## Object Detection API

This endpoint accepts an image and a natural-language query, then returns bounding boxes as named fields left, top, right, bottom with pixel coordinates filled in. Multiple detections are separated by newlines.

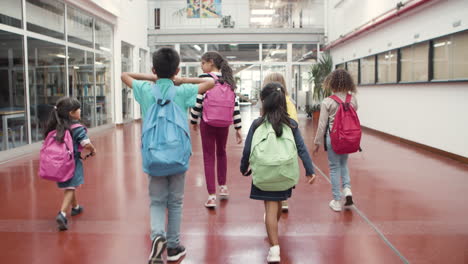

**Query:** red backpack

left=329, top=94, right=361, bottom=154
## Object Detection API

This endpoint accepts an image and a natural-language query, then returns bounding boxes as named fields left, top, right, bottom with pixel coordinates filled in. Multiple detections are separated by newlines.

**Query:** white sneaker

left=219, top=185, right=229, bottom=199
left=204, top=195, right=216, bottom=208
left=329, top=200, right=342, bottom=212
left=281, top=200, right=289, bottom=211
left=267, top=245, right=280, bottom=263
left=343, top=187, right=354, bottom=207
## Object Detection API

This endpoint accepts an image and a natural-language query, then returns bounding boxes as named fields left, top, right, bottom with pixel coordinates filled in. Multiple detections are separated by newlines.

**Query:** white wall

left=326, top=0, right=468, bottom=157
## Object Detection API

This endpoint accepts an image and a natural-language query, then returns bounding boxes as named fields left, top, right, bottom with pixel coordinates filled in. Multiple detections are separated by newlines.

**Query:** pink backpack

left=202, top=73, right=235, bottom=127
left=38, top=124, right=85, bottom=182
left=329, top=94, right=362, bottom=154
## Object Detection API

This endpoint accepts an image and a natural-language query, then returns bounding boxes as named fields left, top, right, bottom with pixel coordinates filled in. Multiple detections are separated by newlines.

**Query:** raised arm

left=173, top=77, right=215, bottom=94
left=121, top=72, right=157, bottom=88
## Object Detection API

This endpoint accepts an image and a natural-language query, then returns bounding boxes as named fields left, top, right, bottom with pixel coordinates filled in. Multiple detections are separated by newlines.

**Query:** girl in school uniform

left=43, top=97, right=96, bottom=231
left=240, top=82, right=316, bottom=263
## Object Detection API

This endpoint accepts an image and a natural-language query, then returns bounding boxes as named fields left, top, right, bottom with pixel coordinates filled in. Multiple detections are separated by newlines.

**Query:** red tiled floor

left=0, top=107, right=467, bottom=263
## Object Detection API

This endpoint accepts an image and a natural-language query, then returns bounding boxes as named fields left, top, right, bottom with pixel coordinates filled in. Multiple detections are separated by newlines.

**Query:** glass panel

left=0, top=30, right=26, bottom=151
left=293, top=44, right=317, bottom=62
left=95, top=53, right=112, bottom=125
left=208, top=44, right=259, bottom=62
left=249, top=0, right=324, bottom=29
left=377, top=51, right=397, bottom=83
left=451, top=31, right=468, bottom=79
left=68, top=47, right=94, bottom=127
left=121, top=42, right=133, bottom=121
left=26, top=0, right=65, bottom=40
left=262, top=44, right=287, bottom=62
left=346, top=60, right=359, bottom=85
left=0, top=0, right=22, bottom=28
left=336, top=63, right=345, bottom=69
left=360, top=56, right=375, bottom=84
left=181, top=44, right=204, bottom=62
left=149, top=44, right=175, bottom=54
left=95, top=20, right=112, bottom=53
left=181, top=65, right=203, bottom=78
left=28, top=37, right=66, bottom=143
left=292, top=65, right=313, bottom=109
left=67, top=6, right=94, bottom=48
left=233, top=64, right=261, bottom=101
left=400, top=42, right=428, bottom=82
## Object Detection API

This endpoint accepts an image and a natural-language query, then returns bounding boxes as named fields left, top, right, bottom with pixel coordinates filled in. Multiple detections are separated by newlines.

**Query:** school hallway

left=0, top=106, right=467, bottom=264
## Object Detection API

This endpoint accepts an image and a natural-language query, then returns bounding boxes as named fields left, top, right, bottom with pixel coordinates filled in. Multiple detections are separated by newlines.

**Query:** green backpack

left=249, top=121, right=299, bottom=191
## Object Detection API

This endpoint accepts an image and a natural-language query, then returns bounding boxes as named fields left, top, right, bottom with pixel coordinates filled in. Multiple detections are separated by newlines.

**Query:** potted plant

left=308, top=53, right=333, bottom=121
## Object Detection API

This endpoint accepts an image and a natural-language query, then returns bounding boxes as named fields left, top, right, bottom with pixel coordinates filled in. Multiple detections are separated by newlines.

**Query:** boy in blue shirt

left=121, top=47, right=214, bottom=264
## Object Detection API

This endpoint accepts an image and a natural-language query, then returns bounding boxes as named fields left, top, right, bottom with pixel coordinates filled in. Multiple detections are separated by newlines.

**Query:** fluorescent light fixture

left=56, top=54, right=68, bottom=58
left=99, top=46, right=111, bottom=52
left=73, top=66, right=80, bottom=69
left=193, top=44, right=202, bottom=51
left=250, top=17, right=273, bottom=23
left=251, top=9, right=275, bottom=15
left=95, top=61, right=103, bottom=65
left=226, top=56, right=236, bottom=59
left=230, top=44, right=238, bottom=46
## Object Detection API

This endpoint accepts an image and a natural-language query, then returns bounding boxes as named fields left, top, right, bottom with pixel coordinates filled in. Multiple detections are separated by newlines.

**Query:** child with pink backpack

left=313, top=69, right=361, bottom=212
left=190, top=51, right=243, bottom=208
left=40, top=97, right=96, bottom=231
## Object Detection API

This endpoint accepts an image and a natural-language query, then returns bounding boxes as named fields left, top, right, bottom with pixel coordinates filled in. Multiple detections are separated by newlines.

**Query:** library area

left=0, top=0, right=113, bottom=151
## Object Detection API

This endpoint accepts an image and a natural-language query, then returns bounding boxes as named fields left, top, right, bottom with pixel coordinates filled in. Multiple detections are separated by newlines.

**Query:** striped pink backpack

left=38, top=124, right=85, bottom=182
left=202, top=73, right=235, bottom=127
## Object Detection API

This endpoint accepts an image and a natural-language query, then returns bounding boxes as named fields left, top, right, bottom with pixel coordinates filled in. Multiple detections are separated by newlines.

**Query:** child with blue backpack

left=190, top=51, right=243, bottom=208
left=121, top=47, right=215, bottom=264
left=41, top=97, right=96, bottom=231
left=240, top=82, right=316, bottom=263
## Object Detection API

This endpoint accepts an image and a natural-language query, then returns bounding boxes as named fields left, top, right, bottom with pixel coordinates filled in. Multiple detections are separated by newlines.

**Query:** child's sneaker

left=204, top=195, right=216, bottom=208
left=281, top=200, right=289, bottom=211
left=343, top=187, right=354, bottom=207
left=266, top=245, right=280, bottom=263
left=329, top=200, right=342, bottom=212
left=219, top=185, right=229, bottom=199
left=167, top=245, right=186, bottom=262
left=148, top=236, right=166, bottom=264
left=71, top=205, right=84, bottom=216
left=56, top=212, right=68, bottom=231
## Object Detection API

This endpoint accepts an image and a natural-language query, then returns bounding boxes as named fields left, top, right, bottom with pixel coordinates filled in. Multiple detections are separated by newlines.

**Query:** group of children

left=41, top=46, right=359, bottom=264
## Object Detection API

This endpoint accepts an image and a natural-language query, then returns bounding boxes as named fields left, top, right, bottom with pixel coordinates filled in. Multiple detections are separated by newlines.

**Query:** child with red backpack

left=40, top=97, right=96, bottom=231
left=313, top=69, right=361, bottom=212
left=190, top=51, right=243, bottom=208
left=241, top=82, right=316, bottom=263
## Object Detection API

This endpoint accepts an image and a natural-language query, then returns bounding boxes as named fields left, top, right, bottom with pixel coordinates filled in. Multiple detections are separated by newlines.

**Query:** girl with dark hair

left=190, top=51, right=243, bottom=208
left=44, top=97, right=96, bottom=231
left=313, top=69, right=358, bottom=212
left=240, top=82, right=316, bottom=263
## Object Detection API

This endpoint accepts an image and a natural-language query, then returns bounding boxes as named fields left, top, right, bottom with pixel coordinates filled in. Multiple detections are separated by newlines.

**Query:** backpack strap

left=330, top=94, right=352, bottom=111
left=152, top=84, right=177, bottom=106
left=329, top=95, right=343, bottom=104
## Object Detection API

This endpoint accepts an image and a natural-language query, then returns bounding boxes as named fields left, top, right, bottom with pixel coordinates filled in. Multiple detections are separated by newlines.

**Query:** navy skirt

left=249, top=182, right=292, bottom=201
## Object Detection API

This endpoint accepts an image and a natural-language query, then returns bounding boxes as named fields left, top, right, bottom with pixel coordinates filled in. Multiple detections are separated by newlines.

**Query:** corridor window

left=336, top=63, right=345, bottom=69
left=377, top=50, right=397, bottom=83
left=346, top=60, right=359, bottom=85
left=433, top=31, right=468, bottom=80
left=26, top=0, right=65, bottom=39
left=208, top=44, right=259, bottom=62
left=181, top=44, right=204, bottom=62
left=400, top=42, right=429, bottom=82
left=360, top=56, right=375, bottom=84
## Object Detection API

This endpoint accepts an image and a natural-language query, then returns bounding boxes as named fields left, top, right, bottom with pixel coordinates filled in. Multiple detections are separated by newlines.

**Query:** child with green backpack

left=240, top=82, right=316, bottom=263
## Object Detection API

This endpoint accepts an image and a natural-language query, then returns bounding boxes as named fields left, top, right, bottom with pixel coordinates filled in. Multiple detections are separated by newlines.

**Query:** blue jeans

left=326, top=134, right=351, bottom=201
left=148, top=173, right=185, bottom=248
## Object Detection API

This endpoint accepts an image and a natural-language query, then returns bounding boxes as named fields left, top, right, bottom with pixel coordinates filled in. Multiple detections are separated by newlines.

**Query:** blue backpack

left=141, top=84, right=191, bottom=176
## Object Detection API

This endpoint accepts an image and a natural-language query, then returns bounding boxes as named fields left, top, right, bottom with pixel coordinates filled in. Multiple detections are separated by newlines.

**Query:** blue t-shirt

left=133, top=79, right=199, bottom=118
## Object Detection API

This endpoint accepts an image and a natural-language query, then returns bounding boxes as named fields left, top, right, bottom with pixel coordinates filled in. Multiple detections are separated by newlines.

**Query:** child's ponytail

left=260, top=82, right=292, bottom=137
left=201, top=51, right=237, bottom=90
left=43, top=97, right=81, bottom=142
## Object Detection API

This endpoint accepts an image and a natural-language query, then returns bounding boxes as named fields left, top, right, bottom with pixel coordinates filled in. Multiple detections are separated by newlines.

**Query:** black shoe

left=56, top=212, right=68, bottom=231
left=71, top=205, right=84, bottom=216
left=167, top=245, right=186, bottom=262
left=148, top=236, right=167, bottom=264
